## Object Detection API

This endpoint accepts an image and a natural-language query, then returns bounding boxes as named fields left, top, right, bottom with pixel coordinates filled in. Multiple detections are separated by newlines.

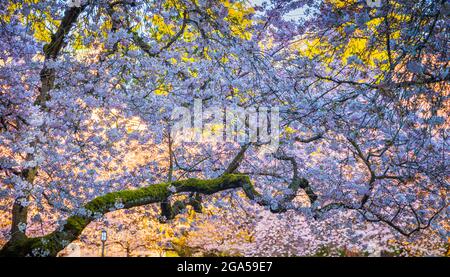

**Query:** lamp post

left=101, top=229, right=107, bottom=257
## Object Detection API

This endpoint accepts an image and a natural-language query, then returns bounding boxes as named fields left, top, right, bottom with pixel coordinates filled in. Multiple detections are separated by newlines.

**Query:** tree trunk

left=9, top=199, right=29, bottom=242
left=6, top=4, right=86, bottom=246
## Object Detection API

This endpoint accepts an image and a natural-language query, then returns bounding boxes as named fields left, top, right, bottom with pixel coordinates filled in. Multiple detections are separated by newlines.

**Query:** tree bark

left=10, top=199, right=29, bottom=242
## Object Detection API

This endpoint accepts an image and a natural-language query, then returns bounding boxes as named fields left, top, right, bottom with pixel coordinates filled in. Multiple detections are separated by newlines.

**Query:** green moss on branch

left=0, top=174, right=256, bottom=257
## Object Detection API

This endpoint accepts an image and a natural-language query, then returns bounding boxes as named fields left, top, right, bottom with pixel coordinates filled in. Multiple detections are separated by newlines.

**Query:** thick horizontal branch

left=0, top=174, right=257, bottom=257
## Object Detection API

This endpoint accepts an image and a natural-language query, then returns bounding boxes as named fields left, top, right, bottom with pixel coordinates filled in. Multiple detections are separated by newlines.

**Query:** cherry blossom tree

left=0, top=0, right=448, bottom=257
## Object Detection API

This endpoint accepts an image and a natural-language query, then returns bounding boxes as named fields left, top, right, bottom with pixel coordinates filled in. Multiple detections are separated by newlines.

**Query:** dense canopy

left=0, top=0, right=448, bottom=256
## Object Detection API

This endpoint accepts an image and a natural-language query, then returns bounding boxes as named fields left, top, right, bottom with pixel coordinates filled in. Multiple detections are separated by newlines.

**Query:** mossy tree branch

left=0, top=174, right=259, bottom=257
left=160, top=142, right=251, bottom=221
